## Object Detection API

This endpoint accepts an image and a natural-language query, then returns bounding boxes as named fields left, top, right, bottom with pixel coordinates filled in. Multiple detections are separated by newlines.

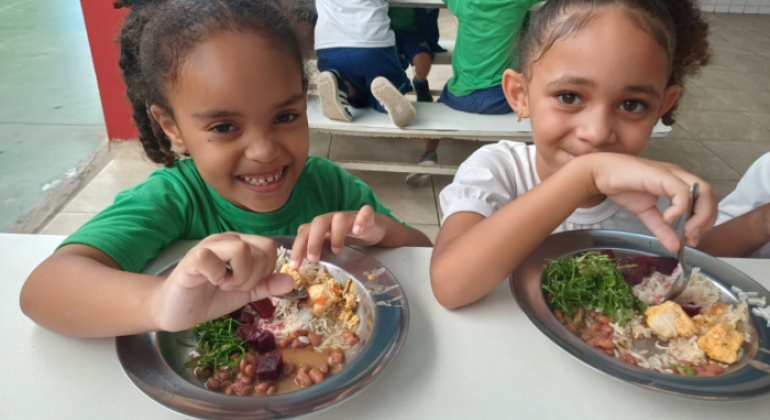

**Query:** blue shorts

left=438, top=84, right=513, bottom=115
left=317, top=47, right=412, bottom=113
left=394, top=30, right=434, bottom=66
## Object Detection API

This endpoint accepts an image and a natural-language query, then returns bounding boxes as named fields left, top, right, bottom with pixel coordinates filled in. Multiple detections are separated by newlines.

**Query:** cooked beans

left=298, top=364, right=311, bottom=374
left=292, top=338, right=310, bottom=348
left=553, top=309, right=564, bottom=322
left=245, top=353, right=258, bottom=366
left=590, top=322, right=602, bottom=332
left=586, top=337, right=599, bottom=347
left=206, top=378, right=221, bottom=391
left=216, top=368, right=232, bottom=381
left=597, top=315, right=614, bottom=324
left=589, top=311, right=598, bottom=320
left=345, top=336, right=359, bottom=346
left=294, top=329, right=309, bottom=337
left=239, top=358, right=248, bottom=372
left=296, top=372, right=313, bottom=388
left=282, top=362, right=297, bottom=376
left=601, top=325, right=614, bottom=335
left=280, top=337, right=295, bottom=348
left=256, top=382, right=271, bottom=394
left=309, top=368, right=325, bottom=384
left=319, top=362, right=330, bottom=375
left=341, top=330, right=355, bottom=339
left=308, top=332, right=322, bottom=347
left=240, top=385, right=255, bottom=396
left=267, top=385, right=277, bottom=395
left=230, top=352, right=242, bottom=361
left=599, top=338, right=615, bottom=350
left=240, top=375, right=254, bottom=385
left=330, top=348, right=345, bottom=364
left=244, top=364, right=256, bottom=378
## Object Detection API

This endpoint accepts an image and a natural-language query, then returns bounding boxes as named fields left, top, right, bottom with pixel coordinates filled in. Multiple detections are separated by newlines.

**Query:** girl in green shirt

left=20, top=0, right=430, bottom=337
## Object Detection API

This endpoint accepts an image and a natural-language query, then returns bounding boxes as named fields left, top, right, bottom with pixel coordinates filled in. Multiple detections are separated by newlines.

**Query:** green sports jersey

left=445, top=0, right=539, bottom=97
left=388, top=7, right=418, bottom=31
left=60, top=157, right=400, bottom=273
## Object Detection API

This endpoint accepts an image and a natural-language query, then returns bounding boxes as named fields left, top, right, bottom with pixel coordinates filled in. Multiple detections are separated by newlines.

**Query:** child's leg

left=438, top=84, right=513, bottom=115
left=317, top=48, right=367, bottom=122
left=396, top=30, right=435, bottom=103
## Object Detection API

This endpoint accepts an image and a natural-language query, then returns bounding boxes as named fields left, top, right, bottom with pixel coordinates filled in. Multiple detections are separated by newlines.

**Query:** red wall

left=80, top=0, right=137, bottom=140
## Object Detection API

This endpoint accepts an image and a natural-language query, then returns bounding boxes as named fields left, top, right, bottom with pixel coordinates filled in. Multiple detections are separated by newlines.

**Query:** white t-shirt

left=314, top=0, right=395, bottom=50
left=716, top=152, right=770, bottom=259
left=440, top=141, right=669, bottom=236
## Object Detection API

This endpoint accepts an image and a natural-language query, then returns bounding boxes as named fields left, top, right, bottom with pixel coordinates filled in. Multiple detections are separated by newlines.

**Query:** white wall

left=697, top=0, right=770, bottom=14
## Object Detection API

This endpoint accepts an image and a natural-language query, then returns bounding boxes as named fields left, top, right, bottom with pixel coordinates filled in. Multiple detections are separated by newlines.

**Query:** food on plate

left=186, top=248, right=363, bottom=396
left=542, top=251, right=753, bottom=377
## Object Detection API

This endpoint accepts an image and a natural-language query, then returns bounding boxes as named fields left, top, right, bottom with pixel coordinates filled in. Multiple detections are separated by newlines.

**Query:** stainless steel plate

left=117, top=236, right=409, bottom=419
left=511, top=229, right=770, bottom=400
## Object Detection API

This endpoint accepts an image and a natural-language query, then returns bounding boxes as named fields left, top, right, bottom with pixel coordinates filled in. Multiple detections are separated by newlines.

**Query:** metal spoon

left=662, top=183, right=699, bottom=302
left=224, top=264, right=308, bottom=300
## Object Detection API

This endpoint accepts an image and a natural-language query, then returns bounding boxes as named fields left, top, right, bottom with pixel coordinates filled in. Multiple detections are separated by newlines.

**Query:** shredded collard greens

left=542, top=251, right=646, bottom=326
left=185, top=317, right=247, bottom=370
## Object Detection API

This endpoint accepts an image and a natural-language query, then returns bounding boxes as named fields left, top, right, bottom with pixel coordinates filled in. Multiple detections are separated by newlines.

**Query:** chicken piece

left=307, top=283, right=338, bottom=317
left=280, top=263, right=307, bottom=289
left=645, top=301, right=698, bottom=339
left=697, top=323, right=743, bottom=364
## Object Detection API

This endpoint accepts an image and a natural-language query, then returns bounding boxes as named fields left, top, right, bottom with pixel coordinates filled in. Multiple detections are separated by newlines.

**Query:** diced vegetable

left=249, top=298, right=276, bottom=319
left=257, top=354, right=283, bottom=382
left=255, top=330, right=276, bottom=354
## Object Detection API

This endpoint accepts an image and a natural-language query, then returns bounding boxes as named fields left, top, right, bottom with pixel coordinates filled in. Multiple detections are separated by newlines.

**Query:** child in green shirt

left=20, top=0, right=430, bottom=337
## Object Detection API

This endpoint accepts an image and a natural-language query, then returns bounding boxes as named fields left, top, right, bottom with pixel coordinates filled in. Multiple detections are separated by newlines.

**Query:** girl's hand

left=150, top=233, right=294, bottom=332
left=290, top=205, right=386, bottom=267
left=585, top=153, right=718, bottom=252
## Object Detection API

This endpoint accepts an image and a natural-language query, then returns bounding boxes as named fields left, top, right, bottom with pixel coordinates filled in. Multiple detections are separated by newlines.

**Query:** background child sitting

left=314, top=0, right=417, bottom=128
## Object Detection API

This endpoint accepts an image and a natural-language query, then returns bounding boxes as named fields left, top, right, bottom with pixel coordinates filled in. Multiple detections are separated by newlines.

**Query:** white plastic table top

left=3, top=233, right=770, bottom=419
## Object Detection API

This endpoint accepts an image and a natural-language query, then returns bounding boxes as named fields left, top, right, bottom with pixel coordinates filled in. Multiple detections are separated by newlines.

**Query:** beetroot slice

left=256, top=330, right=276, bottom=354
left=649, top=257, right=678, bottom=275
left=257, top=354, right=283, bottom=382
left=249, top=298, right=276, bottom=319
left=618, top=257, right=652, bottom=286
left=235, top=324, right=261, bottom=342
left=239, top=311, right=255, bottom=325
left=680, top=302, right=702, bottom=317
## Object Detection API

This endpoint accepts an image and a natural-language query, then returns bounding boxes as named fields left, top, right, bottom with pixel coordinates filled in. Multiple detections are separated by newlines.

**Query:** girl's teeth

left=241, top=168, right=283, bottom=186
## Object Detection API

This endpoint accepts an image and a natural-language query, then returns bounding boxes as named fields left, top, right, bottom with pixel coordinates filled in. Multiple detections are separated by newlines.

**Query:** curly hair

left=113, top=0, right=307, bottom=166
left=519, top=0, right=711, bottom=125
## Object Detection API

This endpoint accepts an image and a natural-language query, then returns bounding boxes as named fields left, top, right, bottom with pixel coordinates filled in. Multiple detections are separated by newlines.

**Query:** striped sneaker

left=317, top=70, right=352, bottom=122
left=371, top=76, right=417, bottom=128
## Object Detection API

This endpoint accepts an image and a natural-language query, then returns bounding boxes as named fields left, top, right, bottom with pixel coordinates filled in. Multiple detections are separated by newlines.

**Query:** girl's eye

left=557, top=93, right=582, bottom=106
left=275, top=113, right=299, bottom=124
left=210, top=124, right=237, bottom=133
left=619, top=100, right=648, bottom=113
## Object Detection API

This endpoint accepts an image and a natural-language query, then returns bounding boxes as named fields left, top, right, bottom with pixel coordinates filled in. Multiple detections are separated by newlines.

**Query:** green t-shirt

left=445, top=0, right=539, bottom=97
left=60, top=157, right=400, bottom=273
left=388, top=7, right=418, bottom=31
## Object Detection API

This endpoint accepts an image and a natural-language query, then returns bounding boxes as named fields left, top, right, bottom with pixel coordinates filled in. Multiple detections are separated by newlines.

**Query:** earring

left=515, top=108, right=522, bottom=123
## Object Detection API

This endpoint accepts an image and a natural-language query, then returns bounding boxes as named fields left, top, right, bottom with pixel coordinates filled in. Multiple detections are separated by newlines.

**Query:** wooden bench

left=307, top=95, right=672, bottom=175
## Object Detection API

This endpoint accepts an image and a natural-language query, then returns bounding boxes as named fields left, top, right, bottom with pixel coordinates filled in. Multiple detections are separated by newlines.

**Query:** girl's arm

left=431, top=154, right=716, bottom=309
left=20, top=244, right=160, bottom=337
left=20, top=233, right=294, bottom=337
left=698, top=204, right=770, bottom=258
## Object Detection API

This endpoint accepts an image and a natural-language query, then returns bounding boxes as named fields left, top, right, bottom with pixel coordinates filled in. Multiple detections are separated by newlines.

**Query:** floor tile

left=691, top=69, right=767, bottom=90
left=715, top=52, right=770, bottom=73
left=736, top=71, right=770, bottom=89
left=0, top=123, right=106, bottom=231
left=716, top=28, right=770, bottom=47
left=330, top=135, right=489, bottom=166
left=704, top=87, right=770, bottom=112
left=678, top=86, right=733, bottom=111
left=744, top=112, right=770, bottom=130
left=39, top=212, right=94, bottom=235
left=640, top=139, right=741, bottom=181
left=701, top=141, right=770, bottom=174
left=309, top=132, right=332, bottom=159
left=432, top=175, right=454, bottom=223
left=61, top=159, right=162, bottom=214
left=114, top=139, right=150, bottom=161
left=348, top=171, right=439, bottom=225
left=675, top=110, right=770, bottom=141
left=667, top=122, right=694, bottom=139
left=710, top=181, right=738, bottom=201
left=412, top=224, right=439, bottom=245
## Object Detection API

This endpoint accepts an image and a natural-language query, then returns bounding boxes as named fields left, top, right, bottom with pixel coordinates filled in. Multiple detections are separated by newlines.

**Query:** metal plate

left=511, top=230, right=770, bottom=400
left=116, top=236, right=408, bottom=419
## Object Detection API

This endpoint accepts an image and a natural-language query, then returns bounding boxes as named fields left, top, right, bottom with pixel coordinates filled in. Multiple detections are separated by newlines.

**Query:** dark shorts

left=394, top=29, right=434, bottom=65
left=317, top=47, right=412, bottom=113
left=438, top=84, right=513, bottom=115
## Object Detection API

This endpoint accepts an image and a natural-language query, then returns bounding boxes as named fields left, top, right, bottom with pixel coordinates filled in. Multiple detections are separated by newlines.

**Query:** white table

left=3, top=233, right=770, bottom=419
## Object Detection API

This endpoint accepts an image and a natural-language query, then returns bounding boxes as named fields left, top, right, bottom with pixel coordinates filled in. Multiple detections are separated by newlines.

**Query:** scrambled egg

left=307, top=283, right=339, bottom=317
left=645, top=301, right=698, bottom=339
left=697, top=323, right=744, bottom=364
left=280, top=263, right=308, bottom=289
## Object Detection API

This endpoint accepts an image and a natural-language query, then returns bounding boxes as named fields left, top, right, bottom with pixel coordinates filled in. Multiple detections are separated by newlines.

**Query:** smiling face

left=152, top=29, right=309, bottom=213
left=504, top=7, right=681, bottom=181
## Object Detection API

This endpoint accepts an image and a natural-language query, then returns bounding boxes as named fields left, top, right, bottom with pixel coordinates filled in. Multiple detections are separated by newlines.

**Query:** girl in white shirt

left=431, top=0, right=718, bottom=309
left=699, top=153, right=770, bottom=258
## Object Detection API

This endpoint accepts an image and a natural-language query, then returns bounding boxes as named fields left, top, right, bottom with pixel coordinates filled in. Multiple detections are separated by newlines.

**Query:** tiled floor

left=0, top=0, right=106, bottom=231
left=40, top=11, right=770, bottom=245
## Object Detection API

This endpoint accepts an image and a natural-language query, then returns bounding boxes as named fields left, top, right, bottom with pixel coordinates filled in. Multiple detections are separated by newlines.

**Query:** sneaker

left=406, top=151, right=438, bottom=187
left=413, top=77, right=433, bottom=103
left=317, top=70, right=352, bottom=122
left=371, top=76, right=417, bottom=128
